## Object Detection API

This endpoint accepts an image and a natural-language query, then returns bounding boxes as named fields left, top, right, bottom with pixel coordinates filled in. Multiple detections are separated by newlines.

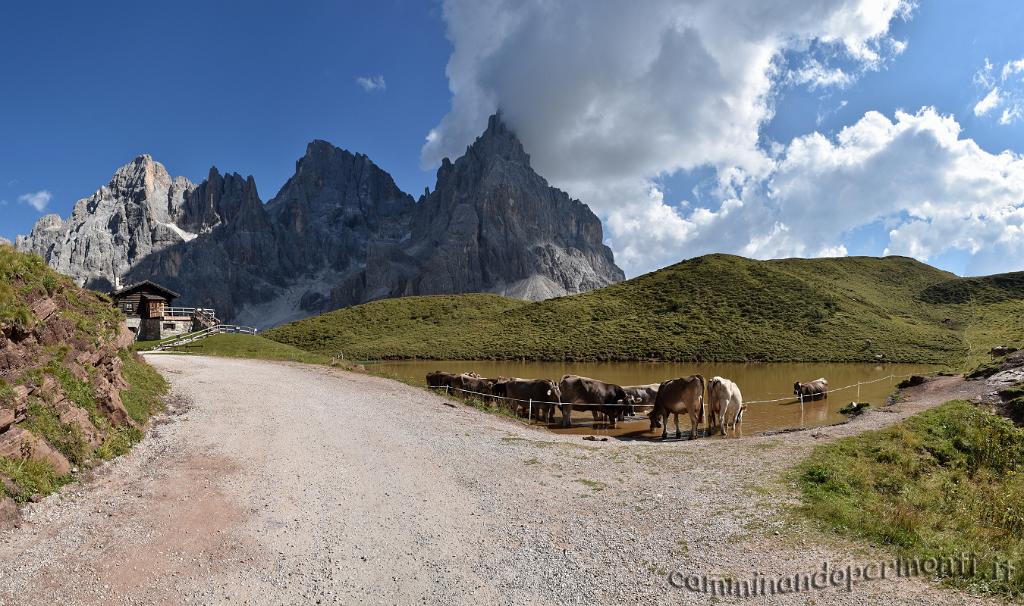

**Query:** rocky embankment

left=0, top=245, right=162, bottom=529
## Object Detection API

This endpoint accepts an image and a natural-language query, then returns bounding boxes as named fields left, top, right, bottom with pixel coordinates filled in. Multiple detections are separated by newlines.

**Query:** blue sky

left=0, top=1, right=451, bottom=240
left=2, top=1, right=1023, bottom=278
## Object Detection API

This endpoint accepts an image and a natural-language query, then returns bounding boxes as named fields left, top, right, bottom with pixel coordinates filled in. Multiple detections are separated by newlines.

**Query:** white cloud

left=973, top=87, right=1002, bottom=116
left=788, top=59, right=854, bottom=90
left=973, top=57, right=1024, bottom=125
left=355, top=75, right=386, bottom=92
left=568, top=106, right=1024, bottom=276
left=749, top=107, right=1024, bottom=274
left=1000, top=105, right=1023, bottom=126
left=1001, top=59, right=1024, bottom=81
left=425, top=0, right=913, bottom=275
left=17, top=190, right=52, bottom=212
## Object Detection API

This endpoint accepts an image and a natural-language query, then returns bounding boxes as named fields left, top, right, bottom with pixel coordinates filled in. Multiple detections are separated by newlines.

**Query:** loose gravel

left=0, top=356, right=1002, bottom=605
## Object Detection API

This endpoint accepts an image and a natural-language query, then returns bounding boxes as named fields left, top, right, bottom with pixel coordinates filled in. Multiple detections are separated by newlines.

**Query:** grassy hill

left=151, top=333, right=331, bottom=365
left=264, top=254, right=1024, bottom=367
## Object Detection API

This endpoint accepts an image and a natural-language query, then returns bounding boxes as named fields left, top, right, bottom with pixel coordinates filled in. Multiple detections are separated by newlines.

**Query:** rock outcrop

left=1, top=245, right=150, bottom=523
left=19, top=115, right=624, bottom=326
left=127, top=168, right=291, bottom=322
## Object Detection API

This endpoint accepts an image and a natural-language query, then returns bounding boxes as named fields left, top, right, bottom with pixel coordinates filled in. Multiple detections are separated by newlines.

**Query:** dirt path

left=0, top=356, right=999, bottom=605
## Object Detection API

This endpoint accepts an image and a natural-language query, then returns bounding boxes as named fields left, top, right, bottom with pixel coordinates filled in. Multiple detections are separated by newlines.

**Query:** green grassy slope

left=795, top=400, right=1024, bottom=598
left=264, top=254, right=1021, bottom=366
left=160, top=333, right=331, bottom=365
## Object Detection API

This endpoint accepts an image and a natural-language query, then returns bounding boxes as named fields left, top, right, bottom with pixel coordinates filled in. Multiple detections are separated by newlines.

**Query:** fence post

left=445, top=386, right=450, bottom=397
left=799, top=392, right=804, bottom=427
left=528, top=398, right=533, bottom=421
left=857, top=381, right=861, bottom=403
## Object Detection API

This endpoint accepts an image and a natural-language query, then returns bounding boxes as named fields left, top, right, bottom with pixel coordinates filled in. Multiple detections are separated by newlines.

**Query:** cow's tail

left=696, top=374, right=706, bottom=423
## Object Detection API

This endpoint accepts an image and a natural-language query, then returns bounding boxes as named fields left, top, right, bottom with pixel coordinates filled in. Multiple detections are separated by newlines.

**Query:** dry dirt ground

left=0, top=355, right=1003, bottom=605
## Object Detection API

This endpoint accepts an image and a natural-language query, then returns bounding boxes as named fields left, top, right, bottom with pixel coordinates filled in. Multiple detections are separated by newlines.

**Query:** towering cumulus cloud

left=422, top=0, right=1024, bottom=276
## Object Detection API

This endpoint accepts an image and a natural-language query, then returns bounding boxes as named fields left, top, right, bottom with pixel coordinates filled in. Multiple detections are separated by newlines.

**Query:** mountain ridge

left=17, top=115, right=624, bottom=327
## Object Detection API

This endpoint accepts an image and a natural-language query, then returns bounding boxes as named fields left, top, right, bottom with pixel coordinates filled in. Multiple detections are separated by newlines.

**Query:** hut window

left=124, top=303, right=133, bottom=312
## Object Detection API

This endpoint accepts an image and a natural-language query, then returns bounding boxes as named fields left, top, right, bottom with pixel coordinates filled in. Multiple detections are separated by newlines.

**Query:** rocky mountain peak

left=106, top=154, right=175, bottom=202
left=15, top=155, right=200, bottom=289
left=467, top=112, right=531, bottom=167
left=411, top=113, right=624, bottom=301
left=177, top=167, right=263, bottom=233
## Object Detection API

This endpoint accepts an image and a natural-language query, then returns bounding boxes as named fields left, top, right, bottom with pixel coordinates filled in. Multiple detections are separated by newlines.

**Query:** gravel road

left=0, top=356, right=1001, bottom=605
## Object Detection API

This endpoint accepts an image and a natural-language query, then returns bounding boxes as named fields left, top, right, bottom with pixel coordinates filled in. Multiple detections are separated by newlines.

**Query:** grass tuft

left=22, top=399, right=89, bottom=466
left=0, top=458, right=69, bottom=503
left=119, top=351, right=169, bottom=425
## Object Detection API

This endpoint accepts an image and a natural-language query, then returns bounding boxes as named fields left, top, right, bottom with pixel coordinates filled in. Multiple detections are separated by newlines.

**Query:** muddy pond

left=368, top=360, right=939, bottom=438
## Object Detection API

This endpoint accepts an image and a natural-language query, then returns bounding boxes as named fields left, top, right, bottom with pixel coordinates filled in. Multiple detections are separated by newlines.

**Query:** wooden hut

left=110, top=281, right=210, bottom=341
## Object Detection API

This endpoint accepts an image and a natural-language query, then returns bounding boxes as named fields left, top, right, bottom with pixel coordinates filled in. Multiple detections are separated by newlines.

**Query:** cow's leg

left=560, top=403, right=572, bottom=427
left=673, top=413, right=682, bottom=439
left=608, top=408, right=617, bottom=429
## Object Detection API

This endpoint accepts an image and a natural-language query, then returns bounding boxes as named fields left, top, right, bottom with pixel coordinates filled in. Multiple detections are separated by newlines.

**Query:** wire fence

left=427, top=373, right=914, bottom=409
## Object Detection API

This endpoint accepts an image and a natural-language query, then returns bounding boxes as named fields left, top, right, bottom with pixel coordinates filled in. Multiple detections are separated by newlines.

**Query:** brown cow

left=453, top=373, right=495, bottom=398
left=793, top=378, right=828, bottom=401
left=622, top=383, right=660, bottom=417
left=493, top=378, right=560, bottom=422
left=649, top=375, right=705, bottom=440
left=426, top=370, right=458, bottom=389
left=557, top=375, right=628, bottom=428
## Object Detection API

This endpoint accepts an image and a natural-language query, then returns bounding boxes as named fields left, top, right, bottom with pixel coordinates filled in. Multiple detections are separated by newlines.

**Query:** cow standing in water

left=650, top=375, right=705, bottom=440
left=707, top=376, right=745, bottom=435
left=622, top=383, right=660, bottom=417
left=793, top=378, right=829, bottom=401
left=557, top=375, right=628, bottom=428
left=493, top=378, right=560, bottom=422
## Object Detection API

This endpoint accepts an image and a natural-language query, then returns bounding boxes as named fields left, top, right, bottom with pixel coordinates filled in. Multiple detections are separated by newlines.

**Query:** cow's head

left=649, top=409, right=662, bottom=430
left=793, top=382, right=802, bottom=396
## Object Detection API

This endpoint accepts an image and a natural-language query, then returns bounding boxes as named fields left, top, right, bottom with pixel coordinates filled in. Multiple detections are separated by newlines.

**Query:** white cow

left=707, top=376, right=745, bottom=435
